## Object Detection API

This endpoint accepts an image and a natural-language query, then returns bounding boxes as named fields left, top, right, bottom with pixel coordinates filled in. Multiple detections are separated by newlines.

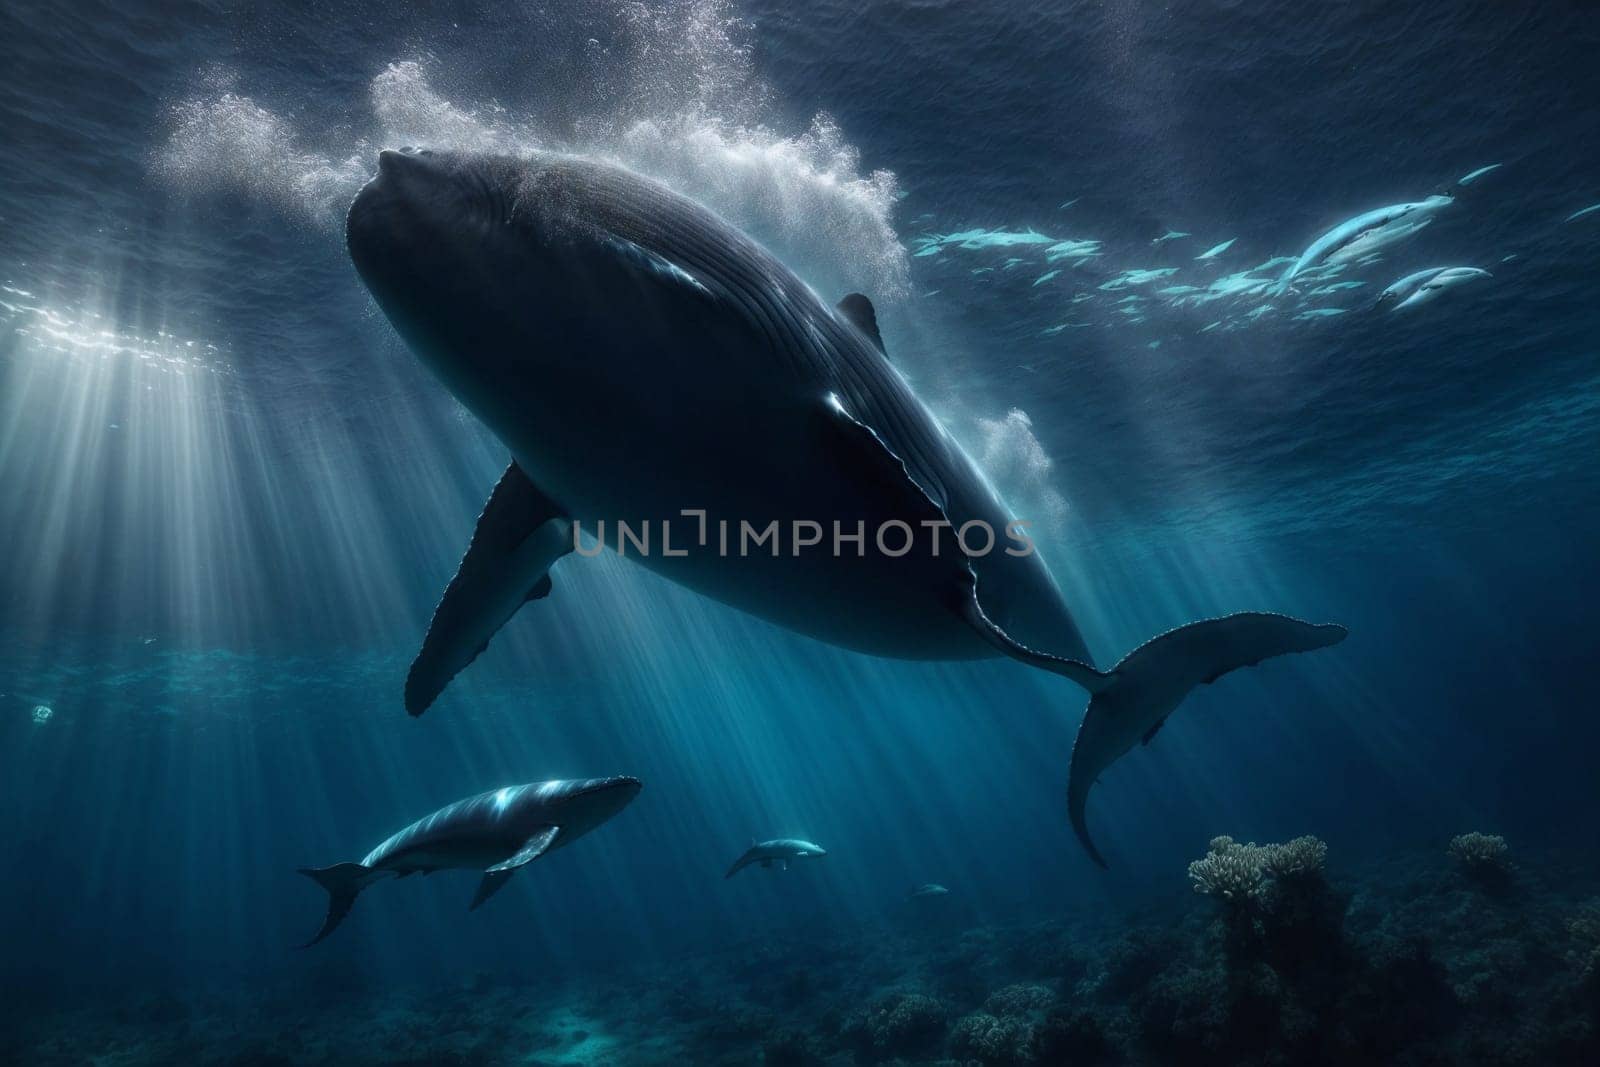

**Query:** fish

left=1195, top=237, right=1237, bottom=260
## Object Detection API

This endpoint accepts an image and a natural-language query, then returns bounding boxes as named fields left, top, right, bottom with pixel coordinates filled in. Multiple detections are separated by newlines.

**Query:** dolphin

left=725, top=838, right=828, bottom=878
left=1375, top=267, right=1451, bottom=309
left=297, top=776, right=640, bottom=945
left=1279, top=195, right=1453, bottom=291
left=907, top=883, right=950, bottom=900
left=1390, top=267, right=1490, bottom=311
left=345, top=148, right=1348, bottom=866
left=1194, top=237, right=1236, bottom=260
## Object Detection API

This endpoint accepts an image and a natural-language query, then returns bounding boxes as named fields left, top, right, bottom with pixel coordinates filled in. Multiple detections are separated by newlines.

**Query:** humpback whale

left=725, top=838, right=828, bottom=878
left=345, top=148, right=1347, bottom=865
left=297, top=776, right=640, bottom=945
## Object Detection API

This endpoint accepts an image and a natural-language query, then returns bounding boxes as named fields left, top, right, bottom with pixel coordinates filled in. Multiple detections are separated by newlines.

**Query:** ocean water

left=2, top=1, right=1598, bottom=1063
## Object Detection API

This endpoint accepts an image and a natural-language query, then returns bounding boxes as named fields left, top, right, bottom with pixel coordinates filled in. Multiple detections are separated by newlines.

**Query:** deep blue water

left=2, top=1, right=1599, bottom=1061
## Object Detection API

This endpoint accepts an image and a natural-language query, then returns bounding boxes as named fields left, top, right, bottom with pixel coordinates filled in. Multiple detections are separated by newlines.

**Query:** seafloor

left=8, top=840, right=1599, bottom=1066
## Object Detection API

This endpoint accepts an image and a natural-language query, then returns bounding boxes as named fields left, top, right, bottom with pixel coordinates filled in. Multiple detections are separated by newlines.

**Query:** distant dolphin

left=1279, top=196, right=1453, bottom=291
left=725, top=838, right=827, bottom=878
left=297, top=777, right=640, bottom=945
left=346, top=149, right=1348, bottom=866
left=1322, top=216, right=1432, bottom=268
left=907, top=883, right=950, bottom=900
left=1376, top=267, right=1451, bottom=309
left=1390, top=267, right=1490, bottom=311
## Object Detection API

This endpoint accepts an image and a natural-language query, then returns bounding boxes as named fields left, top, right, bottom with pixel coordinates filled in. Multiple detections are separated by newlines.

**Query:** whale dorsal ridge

left=837, top=293, right=885, bottom=354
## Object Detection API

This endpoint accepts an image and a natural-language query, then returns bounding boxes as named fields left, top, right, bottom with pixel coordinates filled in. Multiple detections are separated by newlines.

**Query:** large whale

left=345, top=148, right=1347, bottom=865
left=298, top=776, right=640, bottom=945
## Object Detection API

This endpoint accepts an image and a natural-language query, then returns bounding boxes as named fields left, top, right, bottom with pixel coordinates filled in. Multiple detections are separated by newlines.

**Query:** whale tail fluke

left=1067, top=613, right=1349, bottom=868
left=297, top=862, right=374, bottom=947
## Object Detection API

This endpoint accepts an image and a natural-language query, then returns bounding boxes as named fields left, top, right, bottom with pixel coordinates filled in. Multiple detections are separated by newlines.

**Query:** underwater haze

left=3, top=1, right=1599, bottom=1063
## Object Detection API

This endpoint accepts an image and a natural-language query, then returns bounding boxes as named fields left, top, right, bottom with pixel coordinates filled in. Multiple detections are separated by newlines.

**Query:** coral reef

left=841, top=991, right=947, bottom=1060
left=9, top=840, right=1600, bottom=1065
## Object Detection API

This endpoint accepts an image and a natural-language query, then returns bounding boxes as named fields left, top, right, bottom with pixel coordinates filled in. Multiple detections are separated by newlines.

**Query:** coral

left=1027, top=1006, right=1110, bottom=1064
left=1448, top=832, right=1510, bottom=873
left=1569, top=901, right=1600, bottom=990
left=761, top=1026, right=816, bottom=1066
left=1188, top=836, right=1273, bottom=904
left=1264, top=835, right=1329, bottom=881
left=1090, top=927, right=1181, bottom=1001
left=841, top=991, right=947, bottom=1060
left=981, top=982, right=1055, bottom=1018
left=949, top=1011, right=1029, bottom=1065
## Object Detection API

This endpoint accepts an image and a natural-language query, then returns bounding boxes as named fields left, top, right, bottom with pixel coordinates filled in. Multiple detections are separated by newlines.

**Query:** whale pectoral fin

left=406, top=463, right=573, bottom=717
left=781, top=859, right=790, bottom=871
left=470, top=825, right=561, bottom=910
left=837, top=293, right=886, bottom=354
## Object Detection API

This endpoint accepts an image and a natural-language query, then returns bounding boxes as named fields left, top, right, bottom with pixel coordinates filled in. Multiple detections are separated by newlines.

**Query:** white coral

left=1188, top=836, right=1272, bottom=902
left=1264, top=835, right=1328, bottom=879
left=1448, top=832, right=1509, bottom=871
left=1189, top=834, right=1330, bottom=902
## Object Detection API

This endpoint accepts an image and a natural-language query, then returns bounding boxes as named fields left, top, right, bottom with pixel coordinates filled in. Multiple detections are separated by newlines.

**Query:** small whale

left=297, top=777, right=640, bottom=945
left=1390, top=267, right=1490, bottom=311
left=907, top=883, right=950, bottom=900
left=1279, top=196, right=1453, bottom=290
left=725, top=838, right=827, bottom=878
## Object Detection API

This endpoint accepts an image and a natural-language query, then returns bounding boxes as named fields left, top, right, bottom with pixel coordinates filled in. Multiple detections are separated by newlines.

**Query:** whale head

left=540, top=775, right=643, bottom=839
left=345, top=148, right=677, bottom=422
